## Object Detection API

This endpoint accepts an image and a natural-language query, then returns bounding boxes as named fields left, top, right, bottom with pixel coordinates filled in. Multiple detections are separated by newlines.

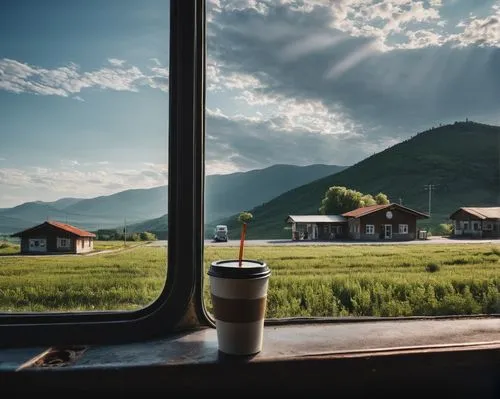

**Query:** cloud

left=209, top=0, right=500, bottom=50
left=0, top=157, right=5, bottom=161
left=150, top=57, right=162, bottom=66
left=60, top=160, right=80, bottom=167
left=205, top=108, right=394, bottom=172
left=450, top=5, right=500, bottom=47
left=0, top=162, right=168, bottom=200
left=207, top=0, right=500, bottom=139
left=0, top=58, right=169, bottom=97
left=107, top=58, right=126, bottom=66
left=73, top=95, right=85, bottom=102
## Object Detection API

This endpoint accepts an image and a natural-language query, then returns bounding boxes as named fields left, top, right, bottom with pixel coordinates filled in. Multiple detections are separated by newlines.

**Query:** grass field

left=0, top=242, right=498, bottom=316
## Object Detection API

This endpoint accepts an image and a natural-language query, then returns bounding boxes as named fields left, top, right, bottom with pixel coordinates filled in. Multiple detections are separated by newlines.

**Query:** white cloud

left=0, top=58, right=170, bottom=98
left=206, top=58, right=263, bottom=92
left=450, top=5, right=500, bottom=47
left=205, top=159, right=242, bottom=175
left=150, top=57, right=162, bottom=66
left=107, top=58, right=126, bottom=66
left=0, top=162, right=168, bottom=201
left=60, top=159, right=80, bottom=167
left=73, top=95, right=85, bottom=102
left=209, top=0, right=500, bottom=51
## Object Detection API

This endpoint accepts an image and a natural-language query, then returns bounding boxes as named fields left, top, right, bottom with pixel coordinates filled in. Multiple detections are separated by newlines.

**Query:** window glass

left=0, top=0, right=170, bottom=313
left=203, top=0, right=499, bottom=319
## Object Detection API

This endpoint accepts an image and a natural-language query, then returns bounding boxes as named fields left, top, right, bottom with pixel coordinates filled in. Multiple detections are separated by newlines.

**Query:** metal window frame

left=0, top=0, right=207, bottom=348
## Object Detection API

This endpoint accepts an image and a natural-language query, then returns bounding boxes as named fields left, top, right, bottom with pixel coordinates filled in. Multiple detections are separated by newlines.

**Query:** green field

left=0, top=243, right=498, bottom=316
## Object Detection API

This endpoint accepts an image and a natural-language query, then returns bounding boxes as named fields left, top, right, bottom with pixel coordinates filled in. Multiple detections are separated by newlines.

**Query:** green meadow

left=0, top=242, right=498, bottom=316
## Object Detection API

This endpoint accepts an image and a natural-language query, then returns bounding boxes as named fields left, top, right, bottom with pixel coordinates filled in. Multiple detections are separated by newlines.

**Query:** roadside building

left=285, top=215, right=346, bottom=240
left=11, top=220, right=96, bottom=254
left=286, top=203, right=429, bottom=241
left=449, top=207, right=500, bottom=239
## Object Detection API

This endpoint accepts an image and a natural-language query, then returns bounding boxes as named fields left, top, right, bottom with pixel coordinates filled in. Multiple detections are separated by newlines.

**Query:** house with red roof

left=11, top=221, right=96, bottom=254
left=286, top=203, right=429, bottom=241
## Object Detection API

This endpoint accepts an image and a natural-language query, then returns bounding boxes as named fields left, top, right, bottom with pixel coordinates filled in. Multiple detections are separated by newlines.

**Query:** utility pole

left=424, top=184, right=438, bottom=217
left=398, top=197, right=403, bottom=205
left=124, top=218, right=127, bottom=246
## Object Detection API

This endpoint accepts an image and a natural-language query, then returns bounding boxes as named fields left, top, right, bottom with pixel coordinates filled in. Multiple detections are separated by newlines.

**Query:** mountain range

left=0, top=164, right=345, bottom=234
left=2, top=121, right=498, bottom=239
left=220, top=121, right=500, bottom=238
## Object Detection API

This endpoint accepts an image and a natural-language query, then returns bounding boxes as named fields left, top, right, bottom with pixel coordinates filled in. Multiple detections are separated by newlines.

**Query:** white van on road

left=213, top=225, right=228, bottom=242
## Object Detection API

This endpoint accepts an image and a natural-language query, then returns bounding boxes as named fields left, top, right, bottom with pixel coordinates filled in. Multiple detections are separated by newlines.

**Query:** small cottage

left=342, top=203, right=429, bottom=241
left=11, top=221, right=96, bottom=254
left=286, top=203, right=429, bottom=241
left=449, top=207, right=500, bottom=239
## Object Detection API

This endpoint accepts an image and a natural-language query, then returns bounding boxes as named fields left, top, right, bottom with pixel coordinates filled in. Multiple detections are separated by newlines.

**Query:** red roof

left=46, top=221, right=96, bottom=237
left=342, top=203, right=429, bottom=219
left=342, top=204, right=389, bottom=218
left=12, top=220, right=96, bottom=238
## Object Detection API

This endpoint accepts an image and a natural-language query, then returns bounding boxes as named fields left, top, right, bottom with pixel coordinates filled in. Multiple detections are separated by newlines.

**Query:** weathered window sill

left=1, top=317, right=499, bottom=395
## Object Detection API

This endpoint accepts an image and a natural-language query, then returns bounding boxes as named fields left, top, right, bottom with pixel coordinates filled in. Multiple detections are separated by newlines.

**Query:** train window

left=0, top=0, right=205, bottom=346
left=203, top=0, right=500, bottom=320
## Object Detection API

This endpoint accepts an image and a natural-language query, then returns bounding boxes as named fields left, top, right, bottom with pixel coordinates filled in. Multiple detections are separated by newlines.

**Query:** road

left=148, top=237, right=499, bottom=247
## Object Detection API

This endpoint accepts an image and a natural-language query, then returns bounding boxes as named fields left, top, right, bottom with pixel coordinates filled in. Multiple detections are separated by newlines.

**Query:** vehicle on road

left=213, top=225, right=228, bottom=242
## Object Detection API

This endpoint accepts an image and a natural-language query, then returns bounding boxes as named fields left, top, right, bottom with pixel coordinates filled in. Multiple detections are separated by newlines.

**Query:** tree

left=319, top=186, right=390, bottom=214
left=374, top=192, right=390, bottom=205
left=140, top=231, right=157, bottom=241
left=360, top=194, right=376, bottom=207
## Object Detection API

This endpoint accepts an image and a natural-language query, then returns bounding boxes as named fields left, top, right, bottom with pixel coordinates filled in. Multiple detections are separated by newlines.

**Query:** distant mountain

left=41, top=197, right=83, bottom=210
left=0, top=163, right=346, bottom=234
left=204, top=164, right=346, bottom=222
left=0, top=214, right=34, bottom=234
left=220, top=122, right=500, bottom=238
left=63, top=186, right=168, bottom=224
left=126, top=214, right=168, bottom=238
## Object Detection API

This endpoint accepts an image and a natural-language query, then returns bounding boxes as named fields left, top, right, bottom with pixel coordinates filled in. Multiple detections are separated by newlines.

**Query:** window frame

left=399, top=224, right=408, bottom=234
left=0, top=0, right=209, bottom=347
left=0, top=0, right=497, bottom=353
left=365, top=224, right=375, bottom=235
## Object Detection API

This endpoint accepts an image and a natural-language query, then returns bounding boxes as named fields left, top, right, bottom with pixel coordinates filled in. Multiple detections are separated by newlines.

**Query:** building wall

left=317, top=223, right=346, bottom=240
left=348, top=209, right=419, bottom=241
left=75, top=237, right=94, bottom=253
left=291, top=222, right=347, bottom=240
left=452, top=211, right=500, bottom=238
left=17, top=224, right=94, bottom=254
left=347, top=219, right=360, bottom=240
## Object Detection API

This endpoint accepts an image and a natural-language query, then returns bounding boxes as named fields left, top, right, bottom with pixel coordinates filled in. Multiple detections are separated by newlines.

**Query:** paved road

left=148, top=237, right=499, bottom=247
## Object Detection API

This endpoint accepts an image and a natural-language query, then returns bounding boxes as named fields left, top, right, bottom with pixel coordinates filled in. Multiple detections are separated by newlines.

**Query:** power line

left=423, top=184, right=438, bottom=217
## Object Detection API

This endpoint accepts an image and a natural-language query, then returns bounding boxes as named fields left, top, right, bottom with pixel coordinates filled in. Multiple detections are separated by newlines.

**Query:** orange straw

left=238, top=222, right=247, bottom=267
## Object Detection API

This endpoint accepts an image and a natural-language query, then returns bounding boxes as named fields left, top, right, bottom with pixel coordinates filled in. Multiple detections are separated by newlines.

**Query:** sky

left=1, top=0, right=500, bottom=207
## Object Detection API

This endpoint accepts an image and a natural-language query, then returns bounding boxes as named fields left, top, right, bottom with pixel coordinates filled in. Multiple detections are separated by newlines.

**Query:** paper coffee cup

left=208, top=259, right=271, bottom=355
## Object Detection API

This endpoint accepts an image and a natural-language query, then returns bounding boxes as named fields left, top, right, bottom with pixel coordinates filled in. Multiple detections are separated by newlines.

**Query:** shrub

left=434, top=223, right=453, bottom=236
left=425, top=263, right=440, bottom=273
left=140, top=231, right=157, bottom=241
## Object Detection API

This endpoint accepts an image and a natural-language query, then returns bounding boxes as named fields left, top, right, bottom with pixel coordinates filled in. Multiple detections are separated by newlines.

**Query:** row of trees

left=319, top=186, right=390, bottom=215
left=95, top=230, right=157, bottom=241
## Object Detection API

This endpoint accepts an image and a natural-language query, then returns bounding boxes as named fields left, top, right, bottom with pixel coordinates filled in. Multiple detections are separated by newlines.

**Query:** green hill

left=221, top=122, right=500, bottom=239
left=126, top=214, right=168, bottom=239
left=204, top=163, right=346, bottom=222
